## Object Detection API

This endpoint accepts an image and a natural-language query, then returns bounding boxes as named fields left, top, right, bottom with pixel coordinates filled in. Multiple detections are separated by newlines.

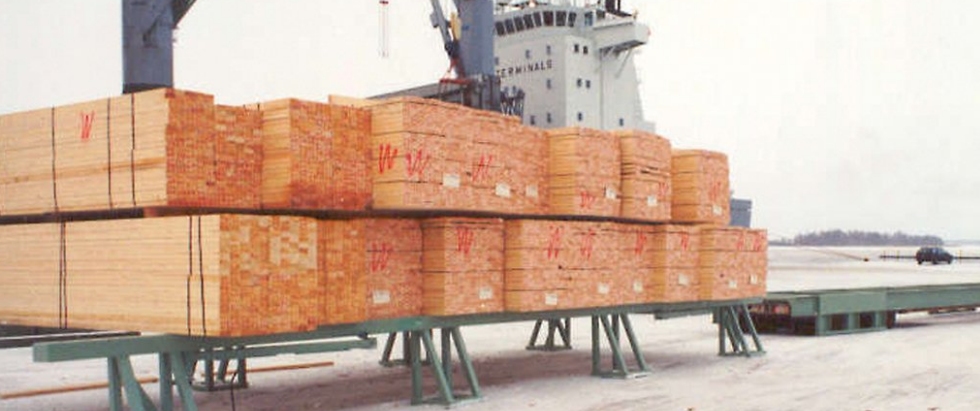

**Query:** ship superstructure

left=492, top=1, right=653, bottom=130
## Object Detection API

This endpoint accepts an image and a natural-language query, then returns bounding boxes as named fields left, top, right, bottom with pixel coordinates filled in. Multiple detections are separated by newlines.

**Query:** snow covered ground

left=3, top=246, right=980, bottom=411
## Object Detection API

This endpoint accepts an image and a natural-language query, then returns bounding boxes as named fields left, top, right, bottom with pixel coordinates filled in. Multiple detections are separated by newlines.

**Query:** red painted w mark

left=370, top=242, right=394, bottom=272
left=79, top=111, right=95, bottom=142
left=580, top=228, right=597, bottom=260
left=378, top=144, right=398, bottom=174
left=456, top=227, right=476, bottom=256
left=473, top=154, right=494, bottom=182
left=405, top=149, right=430, bottom=178
left=753, top=233, right=765, bottom=252
left=737, top=231, right=747, bottom=251
left=657, top=182, right=669, bottom=201
left=547, top=226, right=563, bottom=260
left=579, top=190, right=596, bottom=210
left=709, top=181, right=725, bottom=203
left=680, top=232, right=691, bottom=251
left=634, top=231, right=647, bottom=256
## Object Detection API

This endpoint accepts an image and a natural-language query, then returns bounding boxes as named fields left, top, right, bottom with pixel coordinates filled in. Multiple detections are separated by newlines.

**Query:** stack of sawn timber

left=671, top=149, right=730, bottom=225
left=699, top=227, right=768, bottom=300
left=0, top=89, right=262, bottom=215
left=0, top=87, right=768, bottom=337
left=364, top=97, right=548, bottom=214
left=247, top=99, right=372, bottom=210
left=617, top=130, right=672, bottom=221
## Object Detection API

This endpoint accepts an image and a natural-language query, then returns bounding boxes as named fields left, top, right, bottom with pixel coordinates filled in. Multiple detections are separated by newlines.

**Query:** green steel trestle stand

left=408, top=327, right=482, bottom=407
left=526, top=318, right=572, bottom=351
left=590, top=314, right=650, bottom=379
left=381, top=331, right=432, bottom=367
left=716, top=304, right=765, bottom=357
left=192, top=346, right=248, bottom=391
left=108, top=352, right=199, bottom=411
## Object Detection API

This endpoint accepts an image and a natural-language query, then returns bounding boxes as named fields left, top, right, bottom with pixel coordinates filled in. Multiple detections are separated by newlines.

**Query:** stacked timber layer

left=546, top=128, right=621, bottom=217
left=640, top=225, right=702, bottom=303
left=504, top=220, right=641, bottom=312
left=0, top=215, right=320, bottom=337
left=699, top=227, right=767, bottom=301
left=320, top=219, right=423, bottom=322
left=671, top=150, right=730, bottom=225
left=616, top=130, right=672, bottom=222
left=249, top=99, right=372, bottom=210
left=365, top=97, right=548, bottom=214
left=421, top=218, right=505, bottom=316
left=0, top=89, right=262, bottom=215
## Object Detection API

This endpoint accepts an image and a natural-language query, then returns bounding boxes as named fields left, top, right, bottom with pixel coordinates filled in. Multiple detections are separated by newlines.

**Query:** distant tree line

left=789, top=230, right=943, bottom=246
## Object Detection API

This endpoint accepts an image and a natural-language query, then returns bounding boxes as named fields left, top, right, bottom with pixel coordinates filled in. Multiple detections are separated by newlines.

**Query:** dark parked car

left=915, top=247, right=953, bottom=265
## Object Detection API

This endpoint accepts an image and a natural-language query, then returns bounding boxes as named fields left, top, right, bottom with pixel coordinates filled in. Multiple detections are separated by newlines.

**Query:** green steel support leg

left=619, top=315, right=650, bottom=372
left=217, top=358, right=230, bottom=383
left=441, top=328, right=453, bottom=383
left=114, top=355, right=157, bottom=411
left=591, top=316, right=601, bottom=376
left=739, top=305, right=765, bottom=354
left=718, top=305, right=765, bottom=357
left=409, top=332, right=424, bottom=405
left=599, top=315, right=629, bottom=377
left=561, top=318, right=572, bottom=348
left=420, top=330, right=455, bottom=405
left=815, top=315, right=829, bottom=336
left=171, top=352, right=199, bottom=411
left=527, top=320, right=544, bottom=349
left=450, top=327, right=481, bottom=399
left=159, top=354, right=174, bottom=411
left=381, top=332, right=398, bottom=366
left=527, top=318, right=573, bottom=351
left=107, top=357, right=124, bottom=411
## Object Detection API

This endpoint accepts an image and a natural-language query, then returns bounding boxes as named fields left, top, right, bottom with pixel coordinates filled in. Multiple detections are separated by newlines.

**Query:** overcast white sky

left=2, top=1, right=979, bottom=241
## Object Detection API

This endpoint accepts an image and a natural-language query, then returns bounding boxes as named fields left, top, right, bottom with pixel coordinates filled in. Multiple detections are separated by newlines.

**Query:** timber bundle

left=0, top=89, right=766, bottom=336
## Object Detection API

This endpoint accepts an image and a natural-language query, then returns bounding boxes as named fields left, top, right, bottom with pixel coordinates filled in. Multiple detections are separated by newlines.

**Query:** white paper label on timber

left=646, top=196, right=658, bottom=208
left=495, top=183, right=512, bottom=198
left=544, top=292, right=559, bottom=306
left=728, top=280, right=739, bottom=289
left=713, top=204, right=723, bottom=216
left=678, top=274, right=690, bottom=286
left=526, top=185, right=539, bottom=198
left=442, top=173, right=461, bottom=189
left=372, top=290, right=391, bottom=305
left=750, top=275, right=760, bottom=285
left=479, top=287, right=494, bottom=300
left=605, top=187, right=617, bottom=200
left=598, top=283, right=611, bottom=295
left=633, top=280, right=644, bottom=293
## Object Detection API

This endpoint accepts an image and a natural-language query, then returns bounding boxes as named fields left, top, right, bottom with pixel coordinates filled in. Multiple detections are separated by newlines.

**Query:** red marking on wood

left=579, top=228, right=597, bottom=260
left=709, top=181, right=725, bottom=203
left=369, top=242, right=394, bottom=272
left=680, top=232, right=691, bottom=251
left=657, top=182, right=669, bottom=200
left=737, top=231, right=747, bottom=251
left=634, top=231, right=647, bottom=256
left=456, top=227, right=475, bottom=256
left=547, top=226, right=563, bottom=260
left=378, top=144, right=398, bottom=174
left=579, top=190, right=596, bottom=210
left=79, top=111, right=95, bottom=142
left=753, top=233, right=765, bottom=252
left=473, top=154, right=494, bottom=182
left=405, top=148, right=430, bottom=178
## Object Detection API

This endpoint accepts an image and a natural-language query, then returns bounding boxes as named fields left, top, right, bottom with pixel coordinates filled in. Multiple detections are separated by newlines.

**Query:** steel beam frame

left=35, top=299, right=760, bottom=409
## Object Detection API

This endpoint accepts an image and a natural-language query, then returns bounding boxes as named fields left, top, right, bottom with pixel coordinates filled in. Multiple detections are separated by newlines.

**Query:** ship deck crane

left=122, top=0, right=504, bottom=111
